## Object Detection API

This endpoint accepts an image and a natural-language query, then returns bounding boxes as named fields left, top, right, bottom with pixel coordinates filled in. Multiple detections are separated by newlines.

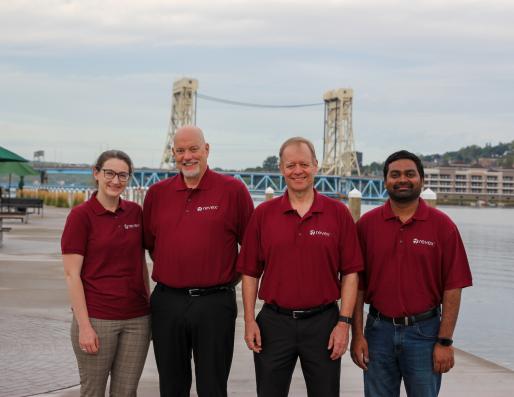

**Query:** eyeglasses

left=100, top=168, right=131, bottom=182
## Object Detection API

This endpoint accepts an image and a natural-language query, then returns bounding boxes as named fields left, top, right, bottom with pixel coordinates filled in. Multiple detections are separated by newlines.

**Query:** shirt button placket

left=185, top=193, right=193, bottom=215
left=113, top=214, right=119, bottom=237
left=296, top=221, right=303, bottom=243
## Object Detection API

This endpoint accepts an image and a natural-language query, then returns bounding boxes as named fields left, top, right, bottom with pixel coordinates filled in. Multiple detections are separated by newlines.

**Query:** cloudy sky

left=1, top=0, right=513, bottom=169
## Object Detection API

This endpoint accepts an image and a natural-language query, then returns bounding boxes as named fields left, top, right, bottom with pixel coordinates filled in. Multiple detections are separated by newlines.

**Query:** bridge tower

left=321, top=88, right=360, bottom=176
left=160, top=77, right=199, bottom=169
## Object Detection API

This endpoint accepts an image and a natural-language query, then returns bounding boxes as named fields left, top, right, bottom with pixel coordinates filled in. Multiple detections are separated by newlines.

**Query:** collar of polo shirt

left=382, top=197, right=430, bottom=222
left=174, top=167, right=214, bottom=191
left=279, top=189, right=324, bottom=215
left=89, top=191, right=127, bottom=215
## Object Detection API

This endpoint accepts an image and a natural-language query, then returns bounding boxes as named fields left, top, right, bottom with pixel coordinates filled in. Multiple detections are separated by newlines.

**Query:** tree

left=262, top=156, right=279, bottom=172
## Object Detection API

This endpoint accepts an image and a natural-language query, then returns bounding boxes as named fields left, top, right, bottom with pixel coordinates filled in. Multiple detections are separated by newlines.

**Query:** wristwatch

left=338, top=315, right=353, bottom=325
left=437, top=337, right=453, bottom=347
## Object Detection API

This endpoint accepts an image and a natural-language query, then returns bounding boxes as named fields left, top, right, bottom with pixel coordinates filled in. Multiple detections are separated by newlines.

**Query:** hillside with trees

left=361, top=140, right=514, bottom=176
left=421, top=140, right=514, bottom=168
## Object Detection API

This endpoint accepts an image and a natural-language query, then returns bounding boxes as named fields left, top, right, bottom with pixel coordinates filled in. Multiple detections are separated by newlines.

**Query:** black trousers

left=151, top=285, right=237, bottom=397
left=254, top=304, right=341, bottom=397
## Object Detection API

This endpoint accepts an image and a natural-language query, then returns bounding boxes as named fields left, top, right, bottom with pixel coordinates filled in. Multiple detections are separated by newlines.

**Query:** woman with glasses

left=61, top=150, right=151, bottom=396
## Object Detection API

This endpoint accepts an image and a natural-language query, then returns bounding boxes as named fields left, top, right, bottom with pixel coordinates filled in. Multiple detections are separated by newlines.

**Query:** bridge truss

left=39, top=168, right=387, bottom=200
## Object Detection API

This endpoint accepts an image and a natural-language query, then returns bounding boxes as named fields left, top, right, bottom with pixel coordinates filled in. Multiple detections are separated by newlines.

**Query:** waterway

left=359, top=204, right=514, bottom=371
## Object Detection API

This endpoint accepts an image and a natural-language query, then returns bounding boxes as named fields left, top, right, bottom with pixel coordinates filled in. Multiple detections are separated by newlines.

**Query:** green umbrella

left=0, top=161, right=38, bottom=176
left=0, top=146, right=28, bottom=162
left=0, top=149, right=37, bottom=197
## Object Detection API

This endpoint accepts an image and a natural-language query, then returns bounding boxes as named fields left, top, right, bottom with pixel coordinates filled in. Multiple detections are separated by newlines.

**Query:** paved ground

left=1, top=206, right=514, bottom=396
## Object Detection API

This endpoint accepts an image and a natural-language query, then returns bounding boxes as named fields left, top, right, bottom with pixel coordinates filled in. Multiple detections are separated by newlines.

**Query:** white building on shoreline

left=424, top=166, right=514, bottom=204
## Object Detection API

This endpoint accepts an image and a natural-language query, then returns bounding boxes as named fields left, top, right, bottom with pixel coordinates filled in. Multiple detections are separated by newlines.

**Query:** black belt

left=264, top=302, right=336, bottom=319
left=157, top=283, right=234, bottom=297
left=369, top=305, right=439, bottom=326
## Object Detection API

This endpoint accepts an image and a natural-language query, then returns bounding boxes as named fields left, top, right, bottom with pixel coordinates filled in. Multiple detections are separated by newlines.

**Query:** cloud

left=2, top=0, right=514, bottom=49
left=1, top=0, right=513, bottom=168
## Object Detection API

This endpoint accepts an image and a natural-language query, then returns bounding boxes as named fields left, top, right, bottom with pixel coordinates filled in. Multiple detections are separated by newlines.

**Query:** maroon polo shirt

left=357, top=198, right=473, bottom=317
left=61, top=193, right=150, bottom=320
left=237, top=190, right=363, bottom=309
left=143, top=168, right=254, bottom=288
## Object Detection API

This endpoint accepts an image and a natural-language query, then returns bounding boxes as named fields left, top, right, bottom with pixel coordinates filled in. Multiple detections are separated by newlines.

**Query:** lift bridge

left=39, top=167, right=387, bottom=200
left=35, top=77, right=388, bottom=200
left=161, top=78, right=360, bottom=177
left=151, top=77, right=385, bottom=199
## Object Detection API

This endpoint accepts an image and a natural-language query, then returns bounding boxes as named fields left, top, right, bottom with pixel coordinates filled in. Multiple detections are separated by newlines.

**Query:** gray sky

left=1, top=0, right=513, bottom=169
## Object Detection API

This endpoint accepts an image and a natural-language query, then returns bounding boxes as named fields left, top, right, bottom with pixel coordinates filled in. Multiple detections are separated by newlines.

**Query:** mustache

left=393, top=182, right=413, bottom=189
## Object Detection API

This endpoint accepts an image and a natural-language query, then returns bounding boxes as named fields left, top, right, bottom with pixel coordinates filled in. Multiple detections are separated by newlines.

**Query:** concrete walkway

left=1, top=207, right=513, bottom=396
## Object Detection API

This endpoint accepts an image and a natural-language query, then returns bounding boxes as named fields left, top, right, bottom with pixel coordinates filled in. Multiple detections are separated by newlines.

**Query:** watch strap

left=437, top=337, right=453, bottom=346
left=338, top=315, right=353, bottom=325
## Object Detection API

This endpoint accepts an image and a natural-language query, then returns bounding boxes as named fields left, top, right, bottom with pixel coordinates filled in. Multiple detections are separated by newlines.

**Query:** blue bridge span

left=40, top=167, right=387, bottom=200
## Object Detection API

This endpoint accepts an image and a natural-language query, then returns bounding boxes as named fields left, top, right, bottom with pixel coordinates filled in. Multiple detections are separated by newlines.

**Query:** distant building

left=424, top=166, right=514, bottom=203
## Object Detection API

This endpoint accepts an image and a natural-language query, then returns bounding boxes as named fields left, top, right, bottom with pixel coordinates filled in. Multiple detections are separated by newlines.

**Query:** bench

left=0, top=212, right=29, bottom=224
left=0, top=198, right=44, bottom=216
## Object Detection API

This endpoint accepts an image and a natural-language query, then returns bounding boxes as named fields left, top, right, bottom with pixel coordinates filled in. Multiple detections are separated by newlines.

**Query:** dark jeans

left=364, top=313, right=442, bottom=397
left=254, top=304, right=341, bottom=397
left=151, top=285, right=237, bottom=397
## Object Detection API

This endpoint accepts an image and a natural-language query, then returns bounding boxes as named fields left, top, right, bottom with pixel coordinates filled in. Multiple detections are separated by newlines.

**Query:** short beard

left=387, top=184, right=422, bottom=204
left=181, top=167, right=200, bottom=180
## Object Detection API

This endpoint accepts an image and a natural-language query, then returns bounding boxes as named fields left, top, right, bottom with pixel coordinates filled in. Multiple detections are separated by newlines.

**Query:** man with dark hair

left=350, top=150, right=472, bottom=397
left=382, top=150, right=425, bottom=181
left=238, top=137, right=362, bottom=397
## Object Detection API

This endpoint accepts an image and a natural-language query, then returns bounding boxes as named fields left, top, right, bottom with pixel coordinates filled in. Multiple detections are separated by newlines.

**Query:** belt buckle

left=188, top=288, right=202, bottom=297
left=393, top=316, right=409, bottom=326
left=292, top=310, right=304, bottom=319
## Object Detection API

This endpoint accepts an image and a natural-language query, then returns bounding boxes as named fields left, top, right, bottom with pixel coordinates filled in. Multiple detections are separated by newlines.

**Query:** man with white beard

left=143, top=126, right=254, bottom=397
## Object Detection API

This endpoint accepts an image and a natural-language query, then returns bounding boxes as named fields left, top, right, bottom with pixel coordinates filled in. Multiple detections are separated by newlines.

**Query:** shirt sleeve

left=442, top=225, right=473, bottom=290
left=236, top=209, right=264, bottom=278
left=142, top=187, right=155, bottom=253
left=61, top=208, right=89, bottom=255
left=236, top=183, right=255, bottom=245
left=339, top=204, right=364, bottom=275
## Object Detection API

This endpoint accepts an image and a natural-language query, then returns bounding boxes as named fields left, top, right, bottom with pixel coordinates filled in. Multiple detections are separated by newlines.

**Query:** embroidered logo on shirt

left=309, top=229, right=331, bottom=237
left=124, top=223, right=140, bottom=230
left=412, top=238, right=435, bottom=246
left=197, top=205, right=219, bottom=212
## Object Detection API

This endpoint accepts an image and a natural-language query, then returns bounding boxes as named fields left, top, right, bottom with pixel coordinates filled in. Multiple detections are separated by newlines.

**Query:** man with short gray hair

left=237, top=136, right=362, bottom=396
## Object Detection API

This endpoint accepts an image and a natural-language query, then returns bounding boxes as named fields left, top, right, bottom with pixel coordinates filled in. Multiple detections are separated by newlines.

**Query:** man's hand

left=350, top=334, right=369, bottom=370
left=244, top=319, right=262, bottom=353
left=328, top=322, right=350, bottom=360
left=433, top=343, right=454, bottom=373
left=79, top=324, right=99, bottom=354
